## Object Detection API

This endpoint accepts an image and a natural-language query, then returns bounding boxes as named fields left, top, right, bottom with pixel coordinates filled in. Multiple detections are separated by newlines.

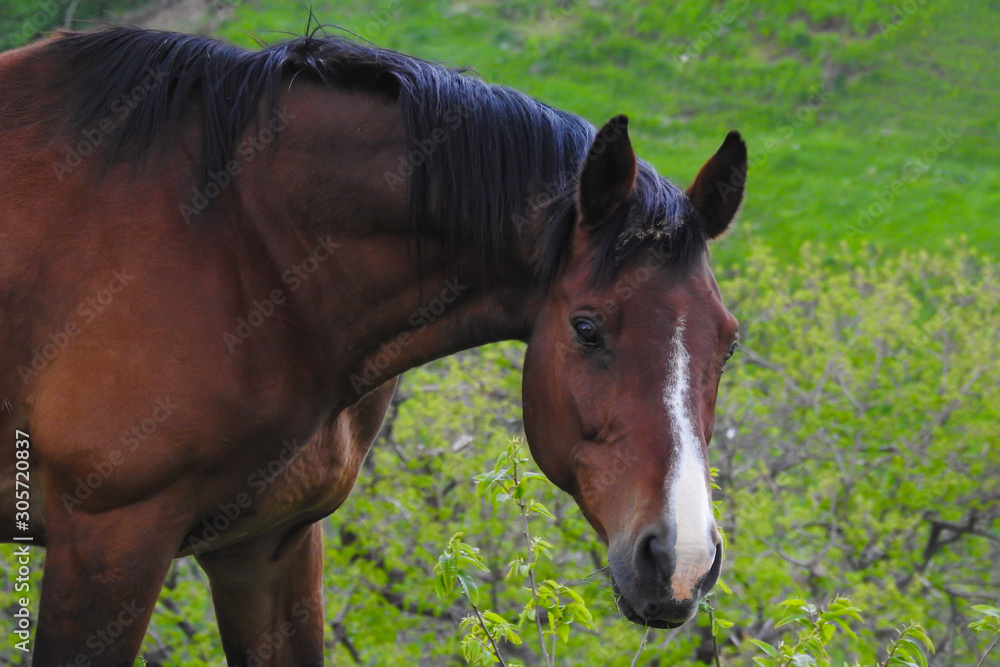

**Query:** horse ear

left=577, top=115, right=637, bottom=229
left=686, top=131, right=747, bottom=239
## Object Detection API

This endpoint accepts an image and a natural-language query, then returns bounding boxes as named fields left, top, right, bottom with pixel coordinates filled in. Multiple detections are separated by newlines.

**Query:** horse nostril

left=699, top=540, right=724, bottom=597
left=635, top=530, right=675, bottom=582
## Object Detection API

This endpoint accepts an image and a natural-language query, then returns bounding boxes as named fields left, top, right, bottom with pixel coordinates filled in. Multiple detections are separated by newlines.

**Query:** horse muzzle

left=608, top=522, right=723, bottom=628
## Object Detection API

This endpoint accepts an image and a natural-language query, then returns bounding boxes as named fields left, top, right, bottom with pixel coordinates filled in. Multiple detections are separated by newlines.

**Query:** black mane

left=43, top=27, right=703, bottom=282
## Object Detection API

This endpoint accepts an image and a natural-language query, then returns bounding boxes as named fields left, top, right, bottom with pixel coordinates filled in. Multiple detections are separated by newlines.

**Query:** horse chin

left=610, top=577, right=693, bottom=630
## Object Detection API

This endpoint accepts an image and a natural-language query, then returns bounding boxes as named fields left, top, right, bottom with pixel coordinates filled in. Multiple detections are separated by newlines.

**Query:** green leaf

left=904, top=625, right=935, bottom=653
left=902, top=640, right=929, bottom=667
left=712, top=616, right=734, bottom=638
left=457, top=545, right=490, bottom=572
left=750, top=639, right=779, bottom=658
left=483, top=611, right=506, bottom=624
left=571, top=604, right=594, bottom=625
left=972, top=605, right=1000, bottom=619
left=433, top=576, right=447, bottom=600
left=821, top=607, right=861, bottom=620
left=831, top=617, right=858, bottom=640
left=780, top=599, right=808, bottom=608
left=457, top=571, right=479, bottom=606
left=777, top=613, right=807, bottom=627
left=527, top=501, right=555, bottom=519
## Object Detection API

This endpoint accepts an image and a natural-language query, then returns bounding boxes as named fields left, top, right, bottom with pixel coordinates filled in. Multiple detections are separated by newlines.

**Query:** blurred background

left=0, top=1, right=997, bottom=665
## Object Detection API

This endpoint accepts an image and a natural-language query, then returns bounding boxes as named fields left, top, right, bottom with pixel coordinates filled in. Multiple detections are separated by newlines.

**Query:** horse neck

left=317, top=237, right=545, bottom=407
left=356, top=242, right=543, bottom=369
left=239, top=84, right=547, bottom=406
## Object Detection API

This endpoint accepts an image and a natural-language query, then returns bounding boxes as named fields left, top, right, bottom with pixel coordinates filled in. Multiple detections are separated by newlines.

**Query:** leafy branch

left=475, top=439, right=594, bottom=667
left=969, top=605, right=1000, bottom=667
left=435, top=532, right=514, bottom=666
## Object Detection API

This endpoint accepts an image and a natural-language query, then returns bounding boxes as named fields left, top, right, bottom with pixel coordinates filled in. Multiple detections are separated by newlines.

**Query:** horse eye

left=572, top=318, right=603, bottom=349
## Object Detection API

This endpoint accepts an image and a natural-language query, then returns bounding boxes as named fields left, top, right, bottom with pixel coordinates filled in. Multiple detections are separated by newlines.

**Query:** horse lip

left=610, top=574, right=694, bottom=629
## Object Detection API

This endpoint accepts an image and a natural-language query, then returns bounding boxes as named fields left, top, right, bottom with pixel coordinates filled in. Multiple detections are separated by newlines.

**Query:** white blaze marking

left=663, top=319, right=714, bottom=600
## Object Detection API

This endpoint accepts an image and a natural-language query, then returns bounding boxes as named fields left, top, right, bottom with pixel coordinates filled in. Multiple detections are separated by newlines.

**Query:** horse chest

left=183, top=381, right=397, bottom=555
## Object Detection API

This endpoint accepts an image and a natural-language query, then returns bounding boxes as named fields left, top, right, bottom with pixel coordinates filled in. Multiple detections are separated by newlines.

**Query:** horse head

left=523, top=118, right=745, bottom=627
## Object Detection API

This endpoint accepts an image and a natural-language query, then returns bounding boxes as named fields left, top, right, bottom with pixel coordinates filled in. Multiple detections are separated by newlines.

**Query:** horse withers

left=0, top=27, right=745, bottom=665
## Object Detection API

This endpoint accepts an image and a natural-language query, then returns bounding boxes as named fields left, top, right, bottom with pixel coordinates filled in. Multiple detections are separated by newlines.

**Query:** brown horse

left=0, top=27, right=745, bottom=665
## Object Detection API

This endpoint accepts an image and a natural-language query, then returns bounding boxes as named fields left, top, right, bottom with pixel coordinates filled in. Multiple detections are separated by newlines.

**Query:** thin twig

left=708, top=608, right=722, bottom=667
left=470, top=602, right=508, bottom=667
left=975, top=636, right=998, bottom=667
left=630, top=626, right=650, bottom=667
left=512, top=462, right=552, bottom=667
left=878, top=630, right=902, bottom=667
left=566, top=565, right=610, bottom=585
